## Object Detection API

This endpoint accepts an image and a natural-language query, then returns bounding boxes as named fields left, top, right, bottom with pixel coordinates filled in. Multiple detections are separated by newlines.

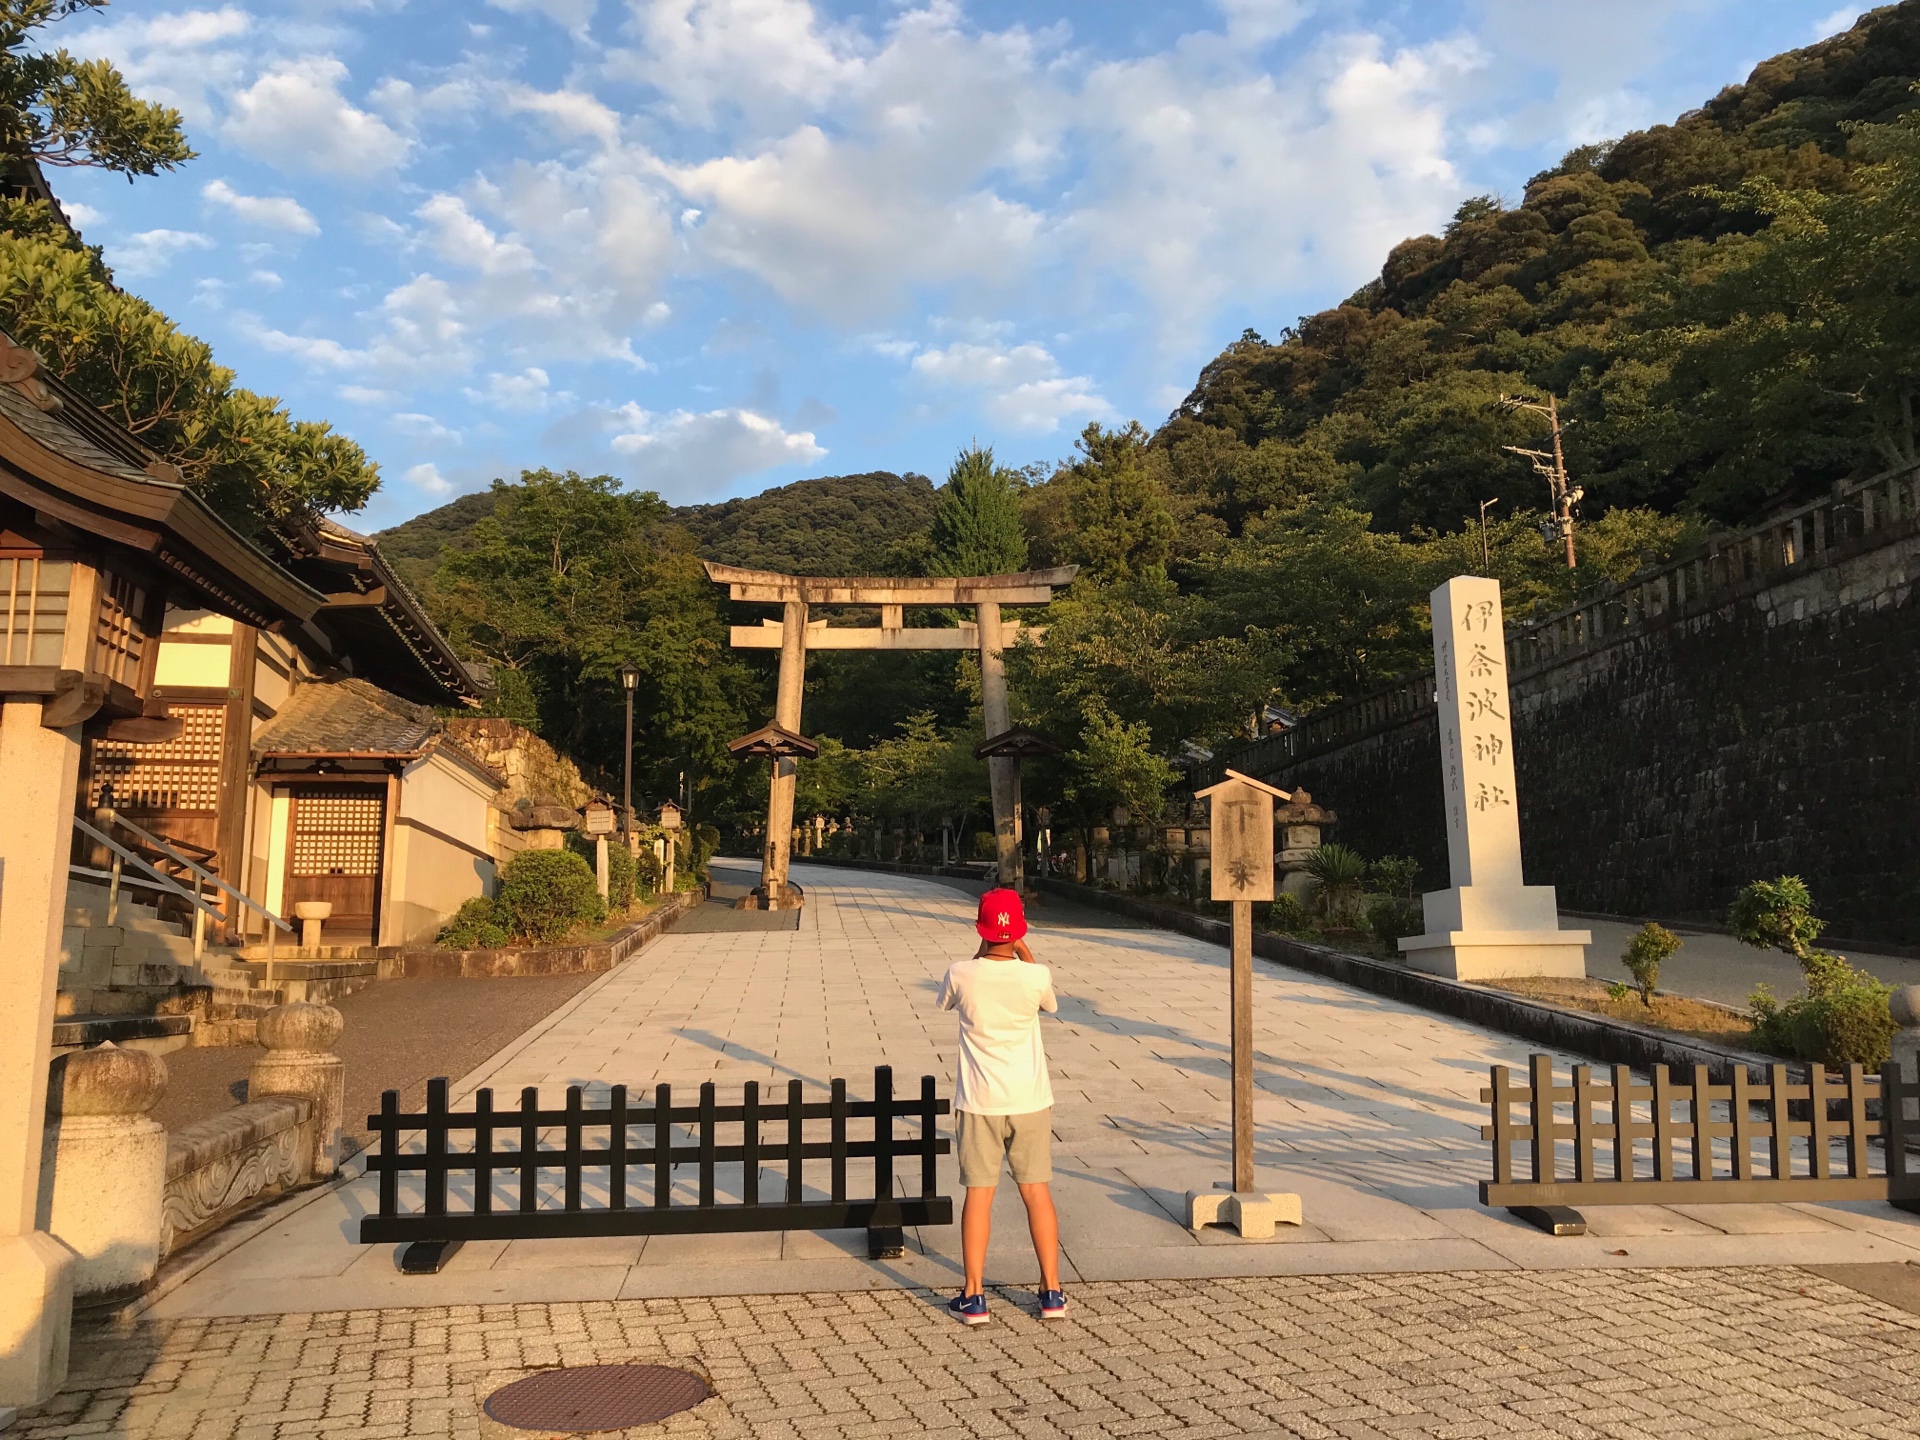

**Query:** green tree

left=1055, top=422, right=1176, bottom=582
left=0, top=2, right=193, bottom=176
left=1062, top=697, right=1177, bottom=827
left=432, top=470, right=758, bottom=805
left=929, top=444, right=1027, bottom=576
left=0, top=3, right=377, bottom=528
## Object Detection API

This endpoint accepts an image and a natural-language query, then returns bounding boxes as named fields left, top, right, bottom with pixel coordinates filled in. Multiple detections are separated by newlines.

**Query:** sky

left=55, top=0, right=1873, bottom=529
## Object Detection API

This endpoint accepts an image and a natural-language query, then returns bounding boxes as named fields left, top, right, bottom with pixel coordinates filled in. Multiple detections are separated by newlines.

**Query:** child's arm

left=1013, top=938, right=1037, bottom=964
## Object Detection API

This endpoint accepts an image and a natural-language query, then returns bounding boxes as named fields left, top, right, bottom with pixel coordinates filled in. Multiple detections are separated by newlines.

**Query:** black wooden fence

left=361, top=1065, right=951, bottom=1250
left=1483, top=1054, right=1920, bottom=1209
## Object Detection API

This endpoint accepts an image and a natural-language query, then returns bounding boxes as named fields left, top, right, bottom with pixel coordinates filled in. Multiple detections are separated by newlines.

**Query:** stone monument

left=1397, top=576, right=1590, bottom=980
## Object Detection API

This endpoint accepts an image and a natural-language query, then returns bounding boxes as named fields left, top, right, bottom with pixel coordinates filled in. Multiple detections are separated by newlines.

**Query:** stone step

left=52, top=1013, right=193, bottom=1057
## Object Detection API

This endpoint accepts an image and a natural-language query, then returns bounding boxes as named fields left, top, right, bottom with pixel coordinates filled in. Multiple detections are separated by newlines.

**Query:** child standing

left=935, top=887, right=1066, bottom=1324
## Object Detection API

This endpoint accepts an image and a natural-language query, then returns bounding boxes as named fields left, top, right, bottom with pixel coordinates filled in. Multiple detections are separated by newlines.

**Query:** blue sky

left=57, top=0, right=1869, bottom=529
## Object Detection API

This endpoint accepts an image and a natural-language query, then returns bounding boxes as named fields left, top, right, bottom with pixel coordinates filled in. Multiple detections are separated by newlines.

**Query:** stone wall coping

left=166, top=1096, right=311, bottom=1182
left=377, top=885, right=706, bottom=979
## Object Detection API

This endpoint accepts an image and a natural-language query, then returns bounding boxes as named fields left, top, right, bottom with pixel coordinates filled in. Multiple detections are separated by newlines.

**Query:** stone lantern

left=1274, top=788, right=1337, bottom=903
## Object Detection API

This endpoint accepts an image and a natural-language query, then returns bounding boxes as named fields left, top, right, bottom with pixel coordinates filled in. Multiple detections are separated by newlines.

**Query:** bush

left=1621, top=922, right=1681, bottom=1007
left=496, top=848, right=604, bottom=943
left=1729, top=876, right=1824, bottom=958
left=437, top=896, right=507, bottom=949
left=691, top=823, right=720, bottom=877
left=606, top=840, right=637, bottom=911
left=1732, top=876, right=1896, bottom=1068
left=1305, top=843, right=1366, bottom=926
left=1266, top=893, right=1313, bottom=934
left=1750, top=953, right=1899, bottom=1069
left=1366, top=896, right=1422, bottom=947
left=1368, top=855, right=1421, bottom=901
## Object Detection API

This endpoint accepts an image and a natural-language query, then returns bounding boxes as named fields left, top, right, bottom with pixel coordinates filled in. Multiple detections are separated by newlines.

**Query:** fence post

left=564, top=1087, right=584, bottom=1212
left=654, top=1083, right=672, bottom=1210
left=519, top=1086, right=539, bottom=1214
left=742, top=1082, right=759, bottom=1208
left=786, top=1079, right=804, bottom=1205
left=609, top=1085, right=627, bottom=1212
left=868, top=1065, right=903, bottom=1259
left=474, top=1089, right=495, bottom=1215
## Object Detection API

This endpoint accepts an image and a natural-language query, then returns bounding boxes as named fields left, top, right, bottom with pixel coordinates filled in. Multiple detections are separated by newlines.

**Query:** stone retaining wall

left=376, top=886, right=703, bottom=979
left=1207, top=466, right=1920, bottom=947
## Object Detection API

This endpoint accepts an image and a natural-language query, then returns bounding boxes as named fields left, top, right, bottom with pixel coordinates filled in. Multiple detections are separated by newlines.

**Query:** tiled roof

left=252, top=676, right=438, bottom=756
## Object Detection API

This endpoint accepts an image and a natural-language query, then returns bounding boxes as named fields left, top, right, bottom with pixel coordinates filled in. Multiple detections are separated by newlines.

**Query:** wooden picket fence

left=1482, top=1054, right=1920, bottom=1208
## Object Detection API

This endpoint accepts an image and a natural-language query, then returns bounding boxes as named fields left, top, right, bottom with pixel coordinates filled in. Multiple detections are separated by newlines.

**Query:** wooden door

left=285, top=785, right=385, bottom=938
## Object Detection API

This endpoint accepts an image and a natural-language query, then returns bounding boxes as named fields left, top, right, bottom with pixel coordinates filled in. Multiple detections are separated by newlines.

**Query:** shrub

left=1369, top=855, right=1421, bottom=901
left=1305, top=843, right=1366, bottom=926
left=692, top=822, right=721, bottom=879
left=1750, top=954, right=1899, bottom=1069
left=437, top=896, right=507, bottom=949
left=1729, top=876, right=1824, bottom=959
left=606, top=840, right=637, bottom=911
left=1621, top=922, right=1681, bottom=1007
left=1732, top=876, right=1896, bottom=1067
left=1266, top=893, right=1312, bottom=934
left=1366, top=896, right=1422, bottom=947
left=496, top=848, right=604, bottom=943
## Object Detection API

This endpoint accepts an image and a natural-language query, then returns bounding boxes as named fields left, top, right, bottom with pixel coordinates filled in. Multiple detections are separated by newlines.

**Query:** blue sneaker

left=1038, top=1288, right=1068, bottom=1320
left=948, top=1292, right=990, bottom=1326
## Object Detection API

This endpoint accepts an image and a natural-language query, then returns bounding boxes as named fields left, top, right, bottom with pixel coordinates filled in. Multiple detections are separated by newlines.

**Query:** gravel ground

left=149, top=972, right=602, bottom=1154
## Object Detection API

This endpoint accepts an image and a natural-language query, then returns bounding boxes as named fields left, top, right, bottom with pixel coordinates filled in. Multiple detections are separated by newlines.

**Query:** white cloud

left=404, top=462, right=455, bottom=496
left=910, top=339, right=1110, bottom=433
left=224, top=58, right=410, bottom=175
left=1814, top=6, right=1866, bottom=39
left=61, top=199, right=103, bottom=228
left=606, top=404, right=825, bottom=486
left=504, top=85, right=623, bottom=145
left=464, top=368, right=562, bottom=411
left=110, top=229, right=215, bottom=278
left=69, top=6, right=253, bottom=125
left=250, top=269, right=284, bottom=290
left=339, top=385, right=401, bottom=405
left=488, top=0, right=599, bottom=33
left=1216, top=0, right=1312, bottom=45
left=240, top=274, right=475, bottom=376
left=392, top=412, right=463, bottom=444
left=202, top=179, right=320, bottom=235
left=619, top=0, right=864, bottom=127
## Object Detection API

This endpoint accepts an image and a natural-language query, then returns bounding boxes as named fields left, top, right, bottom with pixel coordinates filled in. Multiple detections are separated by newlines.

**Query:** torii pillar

left=708, top=562, right=1077, bottom=908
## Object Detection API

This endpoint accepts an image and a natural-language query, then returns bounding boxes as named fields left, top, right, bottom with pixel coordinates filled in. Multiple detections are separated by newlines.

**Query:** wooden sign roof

left=727, top=723, right=821, bottom=760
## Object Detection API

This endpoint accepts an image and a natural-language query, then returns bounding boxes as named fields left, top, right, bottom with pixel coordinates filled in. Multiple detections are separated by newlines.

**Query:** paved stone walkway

left=20, top=1268, right=1920, bottom=1438
left=136, top=864, right=1920, bottom=1321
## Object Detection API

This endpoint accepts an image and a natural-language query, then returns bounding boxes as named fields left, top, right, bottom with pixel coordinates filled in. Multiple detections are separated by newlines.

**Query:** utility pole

left=1500, top=392, right=1582, bottom=569
left=1478, top=496, right=1499, bottom=570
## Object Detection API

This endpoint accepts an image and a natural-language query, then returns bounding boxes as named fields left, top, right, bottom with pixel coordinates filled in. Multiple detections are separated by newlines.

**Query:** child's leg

left=1016, top=1182, right=1060, bottom=1291
left=962, top=1186, right=995, bottom=1295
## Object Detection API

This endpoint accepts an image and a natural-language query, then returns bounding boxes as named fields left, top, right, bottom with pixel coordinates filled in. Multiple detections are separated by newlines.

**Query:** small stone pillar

left=1273, top=789, right=1337, bottom=904
left=292, top=900, right=331, bottom=951
left=249, top=1002, right=346, bottom=1180
left=1892, top=986, right=1920, bottom=1090
left=37, top=1043, right=169, bottom=1302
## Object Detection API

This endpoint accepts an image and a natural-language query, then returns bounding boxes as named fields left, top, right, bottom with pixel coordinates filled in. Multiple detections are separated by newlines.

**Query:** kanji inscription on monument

left=1399, top=576, right=1590, bottom=981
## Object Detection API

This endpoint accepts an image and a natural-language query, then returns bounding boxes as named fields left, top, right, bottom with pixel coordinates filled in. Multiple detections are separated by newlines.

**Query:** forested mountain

left=1151, top=2, right=1920, bottom=536
left=378, top=470, right=937, bottom=587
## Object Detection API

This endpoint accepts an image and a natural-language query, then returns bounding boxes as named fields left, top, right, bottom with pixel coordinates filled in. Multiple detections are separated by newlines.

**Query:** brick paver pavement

left=20, top=1268, right=1920, bottom=1439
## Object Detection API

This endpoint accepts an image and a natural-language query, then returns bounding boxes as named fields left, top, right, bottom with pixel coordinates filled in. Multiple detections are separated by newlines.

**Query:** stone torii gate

left=706, top=561, right=1077, bottom=909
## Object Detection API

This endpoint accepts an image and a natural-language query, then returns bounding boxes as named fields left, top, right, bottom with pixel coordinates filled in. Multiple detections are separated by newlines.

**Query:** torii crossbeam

left=707, top=561, right=1077, bottom=909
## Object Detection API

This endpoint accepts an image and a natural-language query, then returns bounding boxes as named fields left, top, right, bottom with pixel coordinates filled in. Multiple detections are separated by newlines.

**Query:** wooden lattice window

left=290, top=789, right=384, bottom=877
left=92, top=569, right=147, bottom=688
left=89, top=704, right=225, bottom=811
left=1, top=556, right=70, bottom=666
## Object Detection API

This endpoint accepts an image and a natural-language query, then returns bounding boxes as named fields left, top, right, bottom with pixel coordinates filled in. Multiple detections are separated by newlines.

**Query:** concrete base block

left=0, top=1232, right=75, bottom=1408
left=1397, top=929, right=1591, bottom=980
left=1186, top=1190, right=1304, bottom=1240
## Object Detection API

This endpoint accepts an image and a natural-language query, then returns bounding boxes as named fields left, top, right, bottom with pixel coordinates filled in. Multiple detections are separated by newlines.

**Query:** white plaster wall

left=386, top=824, right=494, bottom=945
left=397, top=751, right=493, bottom=854
left=153, top=640, right=232, bottom=688
left=265, top=790, right=290, bottom=917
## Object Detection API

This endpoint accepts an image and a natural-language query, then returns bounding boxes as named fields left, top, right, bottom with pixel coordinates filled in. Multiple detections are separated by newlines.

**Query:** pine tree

left=928, top=444, right=1028, bottom=577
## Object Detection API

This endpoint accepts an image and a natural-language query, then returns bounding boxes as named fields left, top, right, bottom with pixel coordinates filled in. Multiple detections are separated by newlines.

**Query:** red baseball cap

left=976, top=887, right=1027, bottom=944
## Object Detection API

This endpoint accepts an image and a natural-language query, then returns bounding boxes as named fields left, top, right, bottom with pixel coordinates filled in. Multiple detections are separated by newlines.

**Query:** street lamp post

left=619, top=664, right=639, bottom=834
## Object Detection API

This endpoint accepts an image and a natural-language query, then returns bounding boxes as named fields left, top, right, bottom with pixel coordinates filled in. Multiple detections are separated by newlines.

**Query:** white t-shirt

left=937, top=957, right=1058, bottom=1115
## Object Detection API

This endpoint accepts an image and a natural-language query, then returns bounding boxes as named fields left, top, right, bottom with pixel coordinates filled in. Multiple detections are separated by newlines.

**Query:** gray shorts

left=954, top=1108, right=1053, bottom=1188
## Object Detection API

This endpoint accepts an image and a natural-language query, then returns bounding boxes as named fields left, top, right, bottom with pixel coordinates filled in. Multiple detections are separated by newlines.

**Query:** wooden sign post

left=584, top=804, right=616, bottom=901
left=1186, top=769, right=1305, bottom=1238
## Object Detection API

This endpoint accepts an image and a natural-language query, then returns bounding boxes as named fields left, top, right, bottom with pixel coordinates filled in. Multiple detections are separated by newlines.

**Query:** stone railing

left=38, top=1000, right=344, bottom=1305
left=160, top=1096, right=313, bottom=1256
left=1198, top=462, right=1920, bottom=789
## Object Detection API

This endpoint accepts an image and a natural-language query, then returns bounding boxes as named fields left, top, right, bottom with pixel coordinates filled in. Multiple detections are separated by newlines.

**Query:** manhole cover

left=484, top=1364, right=709, bottom=1432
